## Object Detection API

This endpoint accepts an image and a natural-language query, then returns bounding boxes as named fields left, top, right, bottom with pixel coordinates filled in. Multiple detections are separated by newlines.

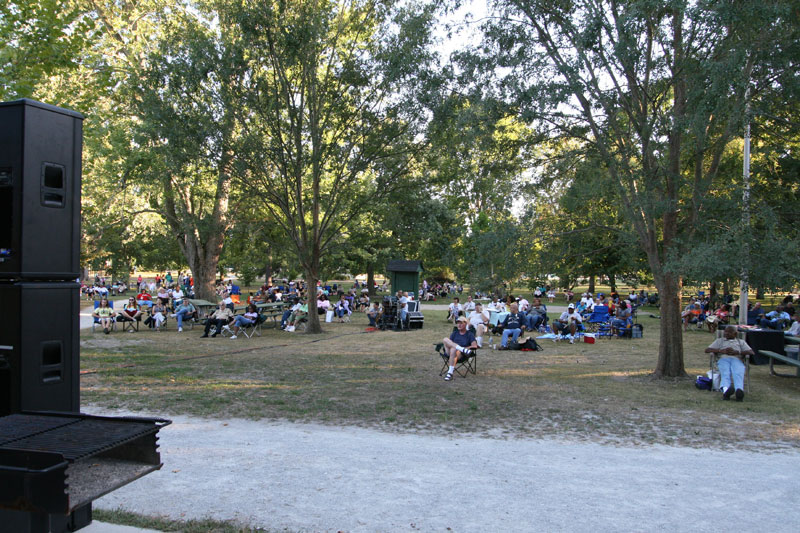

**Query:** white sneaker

left=569, top=336, right=574, bottom=344
left=178, top=327, right=183, bottom=332
left=222, top=324, right=231, bottom=331
left=170, top=313, right=177, bottom=318
left=230, top=335, right=237, bottom=339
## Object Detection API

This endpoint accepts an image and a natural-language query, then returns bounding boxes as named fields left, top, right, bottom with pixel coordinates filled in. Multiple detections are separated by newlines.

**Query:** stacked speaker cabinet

left=0, top=99, right=83, bottom=416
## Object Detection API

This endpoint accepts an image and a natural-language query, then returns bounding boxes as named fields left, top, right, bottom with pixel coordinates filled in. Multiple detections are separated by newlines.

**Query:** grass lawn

left=79, top=306, right=800, bottom=451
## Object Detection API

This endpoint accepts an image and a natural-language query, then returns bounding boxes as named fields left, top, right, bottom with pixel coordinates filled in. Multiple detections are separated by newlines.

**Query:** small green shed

left=387, top=260, right=423, bottom=296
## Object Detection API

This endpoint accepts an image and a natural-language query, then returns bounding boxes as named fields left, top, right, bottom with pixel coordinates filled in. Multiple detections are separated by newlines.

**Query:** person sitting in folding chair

left=447, top=297, right=463, bottom=324
left=498, top=302, right=527, bottom=350
left=705, top=325, right=754, bottom=402
left=117, top=297, right=142, bottom=332
left=611, top=300, right=632, bottom=337
left=229, top=304, right=260, bottom=339
left=367, top=301, right=382, bottom=327
left=526, top=297, right=548, bottom=332
left=93, top=298, right=115, bottom=334
left=172, top=299, right=197, bottom=332
left=285, top=298, right=308, bottom=332
left=334, top=294, right=351, bottom=322
left=144, top=298, right=168, bottom=330
left=441, top=316, right=478, bottom=382
left=467, top=302, right=490, bottom=348
left=202, top=301, right=234, bottom=337
left=553, top=303, right=582, bottom=343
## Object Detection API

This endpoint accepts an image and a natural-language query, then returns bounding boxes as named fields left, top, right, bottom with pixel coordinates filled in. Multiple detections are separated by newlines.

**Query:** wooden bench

left=758, top=350, right=800, bottom=378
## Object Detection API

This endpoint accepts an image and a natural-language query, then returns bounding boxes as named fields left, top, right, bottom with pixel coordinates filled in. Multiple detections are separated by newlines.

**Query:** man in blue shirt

left=760, top=306, right=791, bottom=330
left=441, top=316, right=478, bottom=381
left=498, top=302, right=526, bottom=350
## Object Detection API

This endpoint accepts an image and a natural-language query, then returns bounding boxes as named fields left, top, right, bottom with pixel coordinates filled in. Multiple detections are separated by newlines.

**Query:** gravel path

left=94, top=412, right=800, bottom=532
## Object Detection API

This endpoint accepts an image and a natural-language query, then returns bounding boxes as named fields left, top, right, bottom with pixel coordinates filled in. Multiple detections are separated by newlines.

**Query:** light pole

left=738, top=87, right=751, bottom=326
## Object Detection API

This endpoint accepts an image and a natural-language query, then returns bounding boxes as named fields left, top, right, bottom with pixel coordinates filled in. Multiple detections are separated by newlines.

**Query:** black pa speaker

left=0, top=281, right=80, bottom=415
left=0, top=99, right=83, bottom=280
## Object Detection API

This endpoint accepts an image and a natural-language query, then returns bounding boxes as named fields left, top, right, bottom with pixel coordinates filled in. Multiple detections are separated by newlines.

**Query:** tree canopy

left=2, top=0, right=798, bottom=352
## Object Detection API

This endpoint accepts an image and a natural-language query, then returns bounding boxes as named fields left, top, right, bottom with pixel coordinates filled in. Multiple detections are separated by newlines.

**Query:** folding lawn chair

left=92, top=300, right=117, bottom=333
left=436, top=342, right=477, bottom=378
left=709, top=328, right=750, bottom=392
left=241, top=314, right=265, bottom=338
left=585, top=305, right=610, bottom=332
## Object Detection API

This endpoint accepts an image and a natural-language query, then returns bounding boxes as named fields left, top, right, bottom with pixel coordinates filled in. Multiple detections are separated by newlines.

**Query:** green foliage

left=0, top=0, right=95, bottom=99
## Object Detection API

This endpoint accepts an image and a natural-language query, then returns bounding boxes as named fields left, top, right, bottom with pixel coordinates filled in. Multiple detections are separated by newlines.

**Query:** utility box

left=387, top=260, right=423, bottom=296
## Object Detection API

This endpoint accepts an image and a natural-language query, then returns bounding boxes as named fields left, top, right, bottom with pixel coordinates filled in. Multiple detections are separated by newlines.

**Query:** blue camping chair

left=585, top=305, right=610, bottom=333
left=92, top=299, right=116, bottom=333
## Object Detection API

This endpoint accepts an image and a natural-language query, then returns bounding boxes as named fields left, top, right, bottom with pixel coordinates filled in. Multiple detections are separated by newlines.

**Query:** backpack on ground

left=521, top=337, right=543, bottom=351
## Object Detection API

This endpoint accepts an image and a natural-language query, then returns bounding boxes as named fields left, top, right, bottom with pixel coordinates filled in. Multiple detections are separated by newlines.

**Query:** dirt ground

left=82, top=303, right=800, bottom=531
left=93, top=410, right=800, bottom=532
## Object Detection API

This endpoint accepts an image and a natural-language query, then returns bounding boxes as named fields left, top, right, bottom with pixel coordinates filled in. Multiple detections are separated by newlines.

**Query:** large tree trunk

left=588, top=275, right=596, bottom=294
left=608, top=274, right=616, bottom=292
left=190, top=257, right=218, bottom=302
left=653, top=272, right=687, bottom=377
left=304, top=269, right=322, bottom=333
left=367, top=265, right=376, bottom=297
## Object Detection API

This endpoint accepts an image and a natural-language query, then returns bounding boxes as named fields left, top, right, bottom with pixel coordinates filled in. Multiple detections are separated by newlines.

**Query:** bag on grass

left=521, top=337, right=543, bottom=351
left=695, top=376, right=713, bottom=390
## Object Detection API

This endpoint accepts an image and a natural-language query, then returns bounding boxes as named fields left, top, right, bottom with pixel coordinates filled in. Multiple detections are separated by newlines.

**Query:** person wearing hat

left=553, top=303, right=582, bottom=343
left=441, top=316, right=478, bottom=381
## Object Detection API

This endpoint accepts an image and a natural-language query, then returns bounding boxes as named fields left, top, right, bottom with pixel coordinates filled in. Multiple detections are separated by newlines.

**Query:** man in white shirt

left=467, top=302, right=490, bottom=347
left=397, top=291, right=409, bottom=325
left=786, top=315, right=800, bottom=336
left=463, top=296, right=476, bottom=315
left=221, top=291, right=234, bottom=310
left=171, top=287, right=184, bottom=305
left=553, top=303, right=583, bottom=343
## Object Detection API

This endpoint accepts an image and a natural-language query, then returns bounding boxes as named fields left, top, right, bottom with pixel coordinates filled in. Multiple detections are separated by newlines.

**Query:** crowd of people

left=681, top=293, right=799, bottom=336
left=85, top=272, right=800, bottom=402
left=443, top=290, right=639, bottom=346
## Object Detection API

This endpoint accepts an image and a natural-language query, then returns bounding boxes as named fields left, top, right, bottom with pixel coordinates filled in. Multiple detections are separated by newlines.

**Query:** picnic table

left=187, top=299, right=217, bottom=318
left=758, top=350, right=800, bottom=378
left=255, top=301, right=286, bottom=328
